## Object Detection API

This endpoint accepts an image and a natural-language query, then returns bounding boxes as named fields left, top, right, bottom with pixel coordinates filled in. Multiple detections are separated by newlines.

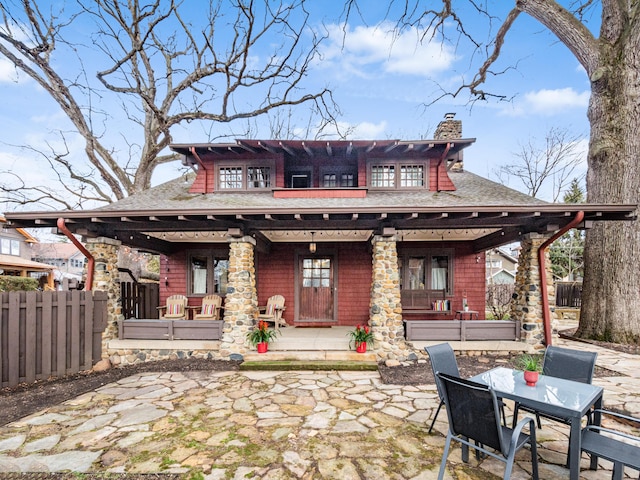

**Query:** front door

left=298, top=256, right=335, bottom=323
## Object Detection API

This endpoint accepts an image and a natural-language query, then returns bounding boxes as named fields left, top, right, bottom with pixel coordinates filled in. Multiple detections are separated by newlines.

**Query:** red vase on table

left=356, top=342, right=367, bottom=353
left=257, top=342, right=268, bottom=353
left=524, top=370, right=539, bottom=386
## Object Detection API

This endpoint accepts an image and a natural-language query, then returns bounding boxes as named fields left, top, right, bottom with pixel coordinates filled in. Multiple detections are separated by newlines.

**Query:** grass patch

left=239, top=360, right=378, bottom=371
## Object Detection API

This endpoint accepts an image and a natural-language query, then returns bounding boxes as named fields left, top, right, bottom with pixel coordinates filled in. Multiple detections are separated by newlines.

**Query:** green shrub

left=0, top=276, right=39, bottom=292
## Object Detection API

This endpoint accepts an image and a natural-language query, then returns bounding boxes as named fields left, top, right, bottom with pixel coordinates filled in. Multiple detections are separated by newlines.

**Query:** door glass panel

left=303, top=258, right=331, bottom=288
left=213, top=259, right=229, bottom=293
left=408, top=257, right=425, bottom=289
left=190, top=256, right=208, bottom=294
left=431, top=255, right=449, bottom=290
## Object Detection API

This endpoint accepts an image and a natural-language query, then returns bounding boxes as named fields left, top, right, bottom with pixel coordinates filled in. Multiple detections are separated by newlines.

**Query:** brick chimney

left=434, top=112, right=462, bottom=140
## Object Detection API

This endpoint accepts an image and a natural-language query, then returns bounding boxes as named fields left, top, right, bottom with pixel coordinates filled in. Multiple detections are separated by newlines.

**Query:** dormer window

left=320, top=166, right=356, bottom=187
left=369, top=160, right=426, bottom=189
left=218, top=161, right=273, bottom=190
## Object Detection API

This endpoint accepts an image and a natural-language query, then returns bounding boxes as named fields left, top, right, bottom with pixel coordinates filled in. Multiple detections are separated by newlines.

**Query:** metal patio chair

left=437, top=372, right=539, bottom=480
left=157, top=294, right=188, bottom=320
left=425, top=343, right=462, bottom=433
left=193, top=294, right=222, bottom=320
left=512, top=345, right=598, bottom=429
left=426, top=342, right=506, bottom=433
left=257, top=295, right=286, bottom=332
left=512, top=345, right=597, bottom=465
left=581, top=409, right=640, bottom=480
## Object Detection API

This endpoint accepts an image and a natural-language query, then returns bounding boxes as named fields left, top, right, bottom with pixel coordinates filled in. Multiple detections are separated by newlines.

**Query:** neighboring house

left=0, top=216, right=54, bottom=289
left=5, top=114, right=635, bottom=357
left=31, top=242, right=86, bottom=284
left=486, top=247, right=518, bottom=285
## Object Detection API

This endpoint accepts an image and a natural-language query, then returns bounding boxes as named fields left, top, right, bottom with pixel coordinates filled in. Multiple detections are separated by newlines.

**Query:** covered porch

left=6, top=201, right=636, bottom=362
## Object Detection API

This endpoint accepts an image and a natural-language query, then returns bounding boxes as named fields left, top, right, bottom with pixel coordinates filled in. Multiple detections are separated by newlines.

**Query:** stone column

left=511, top=233, right=555, bottom=350
left=370, top=235, right=407, bottom=360
left=220, top=236, right=258, bottom=358
left=85, top=237, right=122, bottom=359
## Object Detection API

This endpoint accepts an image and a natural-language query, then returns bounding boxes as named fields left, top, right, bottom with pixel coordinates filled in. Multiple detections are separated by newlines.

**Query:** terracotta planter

left=524, top=370, right=539, bottom=386
left=257, top=342, right=268, bottom=354
left=355, top=342, right=367, bottom=353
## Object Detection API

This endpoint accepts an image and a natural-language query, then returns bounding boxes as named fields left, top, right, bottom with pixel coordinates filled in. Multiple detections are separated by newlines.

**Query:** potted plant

left=518, top=354, right=542, bottom=386
left=348, top=324, right=374, bottom=353
left=246, top=320, right=278, bottom=353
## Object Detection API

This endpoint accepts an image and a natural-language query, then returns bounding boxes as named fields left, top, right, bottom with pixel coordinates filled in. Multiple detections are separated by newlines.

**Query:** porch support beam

left=221, top=236, right=258, bottom=358
left=510, top=233, right=553, bottom=350
left=84, top=237, right=122, bottom=359
left=369, top=234, right=407, bottom=361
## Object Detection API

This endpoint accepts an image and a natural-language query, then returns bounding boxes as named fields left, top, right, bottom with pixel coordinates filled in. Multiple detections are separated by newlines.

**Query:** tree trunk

left=577, top=31, right=640, bottom=343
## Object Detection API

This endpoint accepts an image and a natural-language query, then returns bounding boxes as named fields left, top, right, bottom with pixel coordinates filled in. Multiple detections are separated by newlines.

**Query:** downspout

left=436, top=143, right=451, bottom=192
left=190, top=147, right=208, bottom=192
left=56, top=218, right=95, bottom=291
left=538, top=211, right=584, bottom=346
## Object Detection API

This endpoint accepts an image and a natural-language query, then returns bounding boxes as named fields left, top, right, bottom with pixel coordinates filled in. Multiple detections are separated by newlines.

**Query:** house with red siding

left=5, top=115, right=635, bottom=361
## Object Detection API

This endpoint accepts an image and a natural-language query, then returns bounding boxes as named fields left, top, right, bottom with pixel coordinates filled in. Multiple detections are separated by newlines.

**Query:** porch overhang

left=5, top=204, right=636, bottom=255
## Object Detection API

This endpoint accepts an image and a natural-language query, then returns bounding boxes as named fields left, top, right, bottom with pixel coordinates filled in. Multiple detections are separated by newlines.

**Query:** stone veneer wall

left=369, top=235, right=409, bottom=361
left=511, top=233, right=556, bottom=351
left=85, top=237, right=123, bottom=359
left=219, top=237, right=258, bottom=358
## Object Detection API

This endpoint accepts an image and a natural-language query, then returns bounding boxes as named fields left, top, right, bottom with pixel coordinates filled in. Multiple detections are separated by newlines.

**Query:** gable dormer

left=173, top=135, right=473, bottom=197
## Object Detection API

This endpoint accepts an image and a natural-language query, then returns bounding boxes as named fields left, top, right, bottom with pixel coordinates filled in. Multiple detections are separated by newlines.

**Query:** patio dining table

left=470, top=367, right=603, bottom=480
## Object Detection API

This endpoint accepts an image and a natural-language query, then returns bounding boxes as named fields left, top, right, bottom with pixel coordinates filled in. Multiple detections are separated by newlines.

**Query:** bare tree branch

left=0, top=0, right=338, bottom=207
left=494, top=127, right=586, bottom=201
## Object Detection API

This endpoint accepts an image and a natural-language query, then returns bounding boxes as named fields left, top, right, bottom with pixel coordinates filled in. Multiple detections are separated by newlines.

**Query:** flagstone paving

left=0, top=337, right=638, bottom=479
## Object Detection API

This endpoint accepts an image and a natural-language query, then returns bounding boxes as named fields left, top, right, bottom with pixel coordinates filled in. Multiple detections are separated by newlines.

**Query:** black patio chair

left=512, top=345, right=597, bottom=466
left=425, top=343, right=461, bottom=433
left=426, top=342, right=506, bottom=433
left=581, top=409, right=640, bottom=480
left=512, top=345, right=598, bottom=429
left=436, top=372, right=539, bottom=480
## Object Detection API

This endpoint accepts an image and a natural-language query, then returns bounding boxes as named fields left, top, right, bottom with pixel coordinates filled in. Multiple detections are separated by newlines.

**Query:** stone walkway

left=0, top=337, right=638, bottom=479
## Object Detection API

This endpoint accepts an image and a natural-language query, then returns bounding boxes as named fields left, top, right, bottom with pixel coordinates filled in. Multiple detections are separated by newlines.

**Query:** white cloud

left=0, top=58, right=20, bottom=83
left=501, top=87, right=590, bottom=117
left=348, top=120, right=388, bottom=139
left=319, top=22, right=455, bottom=79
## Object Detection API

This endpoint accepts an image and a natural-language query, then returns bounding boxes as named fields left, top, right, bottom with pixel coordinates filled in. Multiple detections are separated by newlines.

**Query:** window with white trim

left=0, top=237, right=20, bottom=256
left=369, top=160, right=428, bottom=189
left=217, top=161, right=274, bottom=190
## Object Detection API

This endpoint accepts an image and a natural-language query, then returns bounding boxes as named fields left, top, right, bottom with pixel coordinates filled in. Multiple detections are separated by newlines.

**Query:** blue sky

left=0, top=1, right=593, bottom=209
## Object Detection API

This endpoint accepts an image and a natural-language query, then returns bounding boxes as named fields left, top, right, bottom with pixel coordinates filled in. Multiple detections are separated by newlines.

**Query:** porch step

left=240, top=350, right=377, bottom=371
left=269, top=326, right=352, bottom=351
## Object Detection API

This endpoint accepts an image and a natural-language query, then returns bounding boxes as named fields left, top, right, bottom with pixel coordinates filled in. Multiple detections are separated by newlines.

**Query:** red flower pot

left=356, top=342, right=367, bottom=353
left=524, top=370, right=539, bottom=386
left=257, top=342, right=268, bottom=353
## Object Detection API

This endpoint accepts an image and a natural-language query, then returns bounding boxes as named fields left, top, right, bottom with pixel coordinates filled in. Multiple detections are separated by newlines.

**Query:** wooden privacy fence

left=0, top=290, right=108, bottom=388
left=121, top=282, right=159, bottom=319
left=555, top=282, right=582, bottom=308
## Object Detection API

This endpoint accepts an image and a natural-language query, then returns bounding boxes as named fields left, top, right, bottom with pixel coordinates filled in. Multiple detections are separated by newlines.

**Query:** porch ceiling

left=5, top=204, right=636, bottom=255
